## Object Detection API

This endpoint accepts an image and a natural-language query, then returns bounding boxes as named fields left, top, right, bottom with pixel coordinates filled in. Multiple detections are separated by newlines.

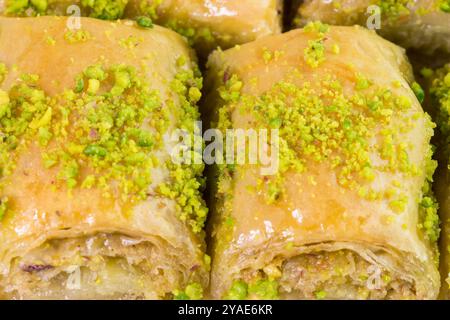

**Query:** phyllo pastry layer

left=294, top=0, right=450, bottom=54
left=126, top=0, right=283, bottom=56
left=0, top=16, right=208, bottom=300
left=430, top=63, right=450, bottom=299
left=0, top=0, right=283, bottom=56
left=204, top=23, right=440, bottom=300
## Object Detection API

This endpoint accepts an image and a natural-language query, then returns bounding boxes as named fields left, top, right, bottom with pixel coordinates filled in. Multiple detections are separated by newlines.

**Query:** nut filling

left=278, top=250, right=415, bottom=300
left=2, top=234, right=187, bottom=299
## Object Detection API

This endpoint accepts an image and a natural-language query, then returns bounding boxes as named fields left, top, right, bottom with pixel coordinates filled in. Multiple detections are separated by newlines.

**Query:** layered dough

left=0, top=0, right=129, bottom=19
left=294, top=0, right=450, bottom=54
left=0, top=17, right=208, bottom=299
left=5, top=234, right=182, bottom=299
left=204, top=25, right=440, bottom=299
left=430, top=64, right=450, bottom=299
left=126, top=0, right=282, bottom=56
left=0, top=0, right=283, bottom=56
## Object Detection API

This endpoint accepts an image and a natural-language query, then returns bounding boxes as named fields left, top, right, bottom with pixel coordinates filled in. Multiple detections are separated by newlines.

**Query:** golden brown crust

left=295, top=0, right=450, bottom=54
left=125, top=0, right=283, bottom=56
left=0, top=0, right=283, bottom=56
left=205, top=26, right=440, bottom=299
left=0, top=16, right=207, bottom=299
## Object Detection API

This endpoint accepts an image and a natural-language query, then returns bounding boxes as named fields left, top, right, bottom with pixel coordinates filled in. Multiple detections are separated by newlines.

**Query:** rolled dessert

left=204, top=23, right=440, bottom=300
left=0, top=0, right=129, bottom=19
left=0, top=16, right=208, bottom=299
left=125, top=0, right=283, bottom=56
left=0, top=0, right=283, bottom=57
left=430, top=63, right=450, bottom=299
left=293, top=0, right=450, bottom=54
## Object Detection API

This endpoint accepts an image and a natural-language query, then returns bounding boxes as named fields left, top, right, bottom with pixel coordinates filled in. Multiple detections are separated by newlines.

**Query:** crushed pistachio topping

left=417, top=143, right=440, bottom=243
left=439, top=0, right=450, bottom=12
left=138, top=0, right=215, bottom=48
left=136, top=16, right=153, bottom=29
left=314, top=290, right=327, bottom=299
left=173, top=282, right=203, bottom=300
left=0, top=59, right=207, bottom=231
left=166, top=19, right=215, bottom=48
left=5, top=0, right=128, bottom=19
left=214, top=54, right=439, bottom=243
left=411, top=82, right=425, bottom=104
left=45, top=35, right=56, bottom=46
left=5, top=0, right=48, bottom=15
left=224, top=263, right=281, bottom=299
left=377, top=0, right=412, bottom=20
left=217, top=70, right=431, bottom=207
left=431, top=64, right=450, bottom=159
left=80, top=0, right=128, bottom=20
left=262, top=48, right=273, bottom=64
left=225, top=280, right=248, bottom=300
left=247, top=279, right=279, bottom=300
left=303, top=20, right=330, bottom=34
left=157, top=62, right=208, bottom=233
left=1, top=64, right=161, bottom=197
left=302, top=21, right=329, bottom=68
left=139, top=0, right=162, bottom=20
left=64, top=29, right=92, bottom=43
left=428, top=64, right=450, bottom=244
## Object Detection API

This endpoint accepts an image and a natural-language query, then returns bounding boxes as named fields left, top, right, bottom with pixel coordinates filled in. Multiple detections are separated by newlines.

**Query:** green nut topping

left=136, top=16, right=154, bottom=29
left=5, top=0, right=31, bottom=14
left=439, top=0, right=450, bottom=12
left=64, top=30, right=92, bottom=44
left=0, top=197, right=8, bottom=220
left=139, top=0, right=162, bottom=20
left=217, top=71, right=430, bottom=207
left=84, top=65, right=107, bottom=81
left=314, top=290, right=327, bottom=300
left=303, top=21, right=329, bottom=68
left=248, top=279, right=279, bottom=300
left=0, top=59, right=207, bottom=232
left=5, top=0, right=128, bottom=19
left=81, top=0, right=128, bottom=20
left=215, top=49, right=439, bottom=244
left=173, top=283, right=203, bottom=300
left=377, top=0, right=412, bottom=20
left=84, top=144, right=108, bottom=157
left=4, top=0, right=47, bottom=15
left=30, top=0, right=48, bottom=12
left=411, top=82, right=425, bottom=104
left=431, top=64, right=450, bottom=159
left=166, top=19, right=215, bottom=48
left=225, top=280, right=248, bottom=300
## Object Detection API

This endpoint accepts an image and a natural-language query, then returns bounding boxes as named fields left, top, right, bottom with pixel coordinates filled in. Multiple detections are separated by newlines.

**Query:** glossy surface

left=0, top=16, right=207, bottom=299
left=126, top=0, right=282, bottom=56
left=295, top=0, right=450, bottom=54
left=205, top=26, right=440, bottom=299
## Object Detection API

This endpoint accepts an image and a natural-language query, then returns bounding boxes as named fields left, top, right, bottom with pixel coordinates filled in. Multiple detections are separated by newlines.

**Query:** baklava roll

left=205, top=23, right=440, bottom=300
left=431, top=64, right=450, bottom=299
left=0, top=16, right=208, bottom=299
left=0, top=0, right=129, bottom=19
left=124, top=0, right=283, bottom=56
left=0, top=0, right=283, bottom=57
left=294, top=0, right=450, bottom=54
